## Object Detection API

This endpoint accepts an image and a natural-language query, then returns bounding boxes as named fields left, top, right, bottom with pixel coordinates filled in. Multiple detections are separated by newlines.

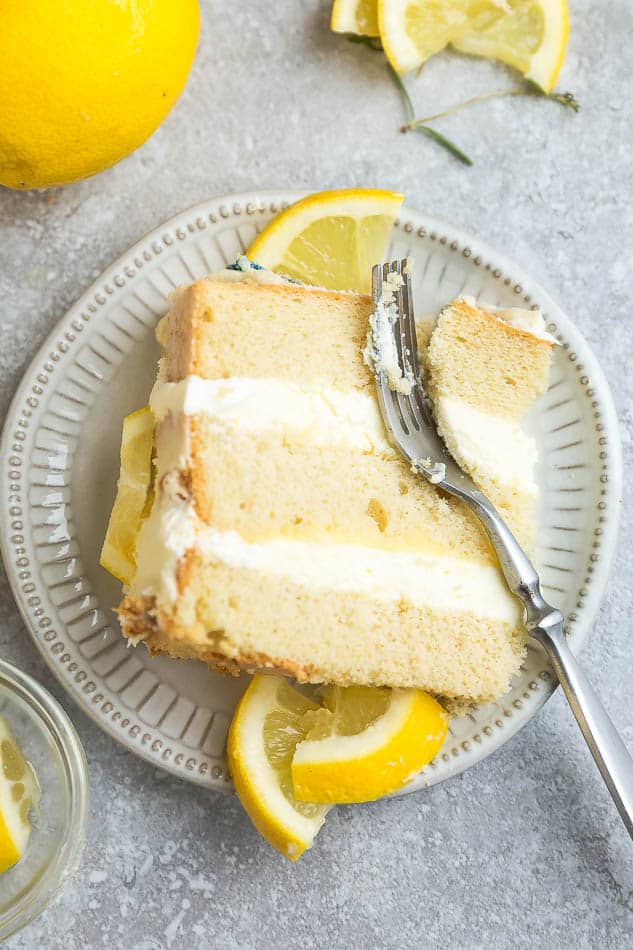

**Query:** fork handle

left=452, top=485, right=633, bottom=840
left=537, top=619, right=633, bottom=839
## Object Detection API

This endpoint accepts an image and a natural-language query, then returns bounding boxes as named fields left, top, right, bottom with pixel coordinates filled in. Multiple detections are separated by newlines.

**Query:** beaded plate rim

left=0, top=190, right=623, bottom=794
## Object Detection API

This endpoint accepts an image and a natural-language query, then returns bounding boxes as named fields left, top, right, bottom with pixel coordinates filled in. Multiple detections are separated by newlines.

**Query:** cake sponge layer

left=427, top=299, right=552, bottom=420
left=428, top=299, right=554, bottom=549
left=167, top=279, right=373, bottom=391
left=121, top=543, right=524, bottom=704
left=186, top=417, right=501, bottom=560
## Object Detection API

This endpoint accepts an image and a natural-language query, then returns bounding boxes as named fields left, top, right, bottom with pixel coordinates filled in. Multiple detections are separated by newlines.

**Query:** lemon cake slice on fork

left=116, top=266, right=554, bottom=705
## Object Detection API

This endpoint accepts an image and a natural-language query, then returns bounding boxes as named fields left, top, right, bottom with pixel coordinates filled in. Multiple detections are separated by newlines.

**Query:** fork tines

left=372, top=259, right=415, bottom=385
left=371, top=259, right=435, bottom=434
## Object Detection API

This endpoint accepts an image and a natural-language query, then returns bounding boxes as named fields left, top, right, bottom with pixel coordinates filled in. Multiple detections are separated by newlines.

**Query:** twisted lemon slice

left=227, top=676, right=449, bottom=858
left=292, top=685, right=448, bottom=804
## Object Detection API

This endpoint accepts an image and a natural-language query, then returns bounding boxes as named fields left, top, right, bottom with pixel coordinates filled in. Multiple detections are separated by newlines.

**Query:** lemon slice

left=227, top=675, right=330, bottom=861
left=379, top=0, right=569, bottom=93
left=291, top=685, right=448, bottom=804
left=0, top=717, right=39, bottom=874
left=331, top=0, right=380, bottom=37
left=100, top=406, right=154, bottom=585
left=248, top=188, right=404, bottom=294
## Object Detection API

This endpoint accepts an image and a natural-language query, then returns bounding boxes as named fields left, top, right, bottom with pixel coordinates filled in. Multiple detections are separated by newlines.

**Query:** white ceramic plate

left=0, top=191, right=622, bottom=794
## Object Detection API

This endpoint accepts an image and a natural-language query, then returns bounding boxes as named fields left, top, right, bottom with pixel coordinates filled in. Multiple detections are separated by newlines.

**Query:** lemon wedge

left=379, top=0, right=569, bottom=93
left=0, top=717, right=39, bottom=874
left=292, top=685, right=448, bottom=804
left=100, top=406, right=154, bottom=585
left=227, top=675, right=330, bottom=861
left=248, top=188, right=404, bottom=294
left=331, top=0, right=380, bottom=36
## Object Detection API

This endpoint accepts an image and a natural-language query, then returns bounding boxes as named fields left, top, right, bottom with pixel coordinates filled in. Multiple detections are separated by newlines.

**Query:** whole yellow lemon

left=0, top=0, right=200, bottom=190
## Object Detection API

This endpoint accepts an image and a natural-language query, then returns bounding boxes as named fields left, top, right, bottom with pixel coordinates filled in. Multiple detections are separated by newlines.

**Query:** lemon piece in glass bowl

left=0, top=717, right=39, bottom=875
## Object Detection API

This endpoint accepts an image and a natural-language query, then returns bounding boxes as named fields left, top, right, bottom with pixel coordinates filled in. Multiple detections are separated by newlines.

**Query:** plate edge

left=0, top=190, right=623, bottom=794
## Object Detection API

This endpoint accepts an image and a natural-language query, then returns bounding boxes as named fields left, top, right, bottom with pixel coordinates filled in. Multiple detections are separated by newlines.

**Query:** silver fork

left=371, top=259, right=633, bottom=840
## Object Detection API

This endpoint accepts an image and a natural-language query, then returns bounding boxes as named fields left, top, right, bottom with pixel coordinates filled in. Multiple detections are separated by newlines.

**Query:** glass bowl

left=0, top=659, right=88, bottom=940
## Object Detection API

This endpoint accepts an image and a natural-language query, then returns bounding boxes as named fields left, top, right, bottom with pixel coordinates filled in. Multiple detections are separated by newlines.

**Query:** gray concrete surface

left=1, top=1, right=632, bottom=947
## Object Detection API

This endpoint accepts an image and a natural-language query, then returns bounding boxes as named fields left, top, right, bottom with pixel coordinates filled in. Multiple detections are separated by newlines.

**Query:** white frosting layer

left=438, top=396, right=538, bottom=495
left=151, top=376, right=391, bottom=453
left=495, top=307, right=558, bottom=344
left=132, top=487, right=198, bottom=606
left=211, top=257, right=291, bottom=286
left=133, top=514, right=520, bottom=623
left=196, top=257, right=344, bottom=292
left=461, top=298, right=558, bottom=345
left=131, top=415, right=197, bottom=606
left=199, top=530, right=520, bottom=621
left=132, top=390, right=523, bottom=621
left=150, top=375, right=537, bottom=493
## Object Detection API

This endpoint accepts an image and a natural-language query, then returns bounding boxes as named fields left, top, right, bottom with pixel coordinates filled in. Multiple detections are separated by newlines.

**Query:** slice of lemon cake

left=117, top=269, right=554, bottom=704
left=427, top=298, right=556, bottom=552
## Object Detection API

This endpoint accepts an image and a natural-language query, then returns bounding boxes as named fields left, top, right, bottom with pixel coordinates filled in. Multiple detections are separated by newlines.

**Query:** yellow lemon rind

left=291, top=690, right=448, bottom=804
left=227, top=676, right=328, bottom=862
left=0, top=719, right=35, bottom=874
left=0, top=0, right=200, bottom=190
left=0, top=811, right=21, bottom=875
left=249, top=188, right=404, bottom=265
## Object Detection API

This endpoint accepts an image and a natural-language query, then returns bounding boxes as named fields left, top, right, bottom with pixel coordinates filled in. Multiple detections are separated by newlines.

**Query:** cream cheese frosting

left=149, top=369, right=537, bottom=494
left=437, top=396, right=538, bottom=495
left=364, top=271, right=413, bottom=395
left=460, top=297, right=558, bottom=345
left=130, top=414, right=197, bottom=607
left=131, top=504, right=520, bottom=623
left=197, top=530, right=521, bottom=623
left=496, top=307, right=558, bottom=343
left=150, top=376, right=391, bottom=453
left=133, top=375, right=524, bottom=620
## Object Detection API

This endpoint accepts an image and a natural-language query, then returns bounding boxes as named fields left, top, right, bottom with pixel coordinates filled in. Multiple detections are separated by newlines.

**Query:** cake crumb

left=413, top=457, right=446, bottom=484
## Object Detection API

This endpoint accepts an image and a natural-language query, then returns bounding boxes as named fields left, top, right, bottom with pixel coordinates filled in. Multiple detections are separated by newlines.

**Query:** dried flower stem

left=387, top=64, right=473, bottom=166
left=405, top=86, right=580, bottom=128
left=347, top=36, right=578, bottom=168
